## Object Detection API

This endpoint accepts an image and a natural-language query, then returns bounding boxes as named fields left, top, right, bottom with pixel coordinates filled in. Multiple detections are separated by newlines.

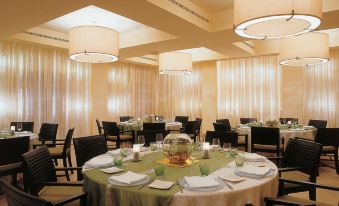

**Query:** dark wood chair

left=0, top=136, right=30, bottom=189
left=143, top=123, right=165, bottom=130
left=136, top=130, right=169, bottom=146
left=268, top=138, right=322, bottom=201
left=119, top=116, right=133, bottom=122
left=10, top=122, right=34, bottom=132
left=213, top=122, right=229, bottom=132
left=73, top=135, right=108, bottom=180
left=96, top=119, right=103, bottom=135
left=182, top=120, right=199, bottom=141
left=216, top=119, right=231, bottom=131
left=279, top=118, right=298, bottom=124
left=308, top=119, right=327, bottom=128
left=315, top=128, right=339, bottom=174
left=38, top=123, right=59, bottom=146
left=0, top=180, right=53, bottom=206
left=205, top=131, right=238, bottom=148
left=240, top=118, right=257, bottom=124
left=264, top=178, right=339, bottom=206
left=33, top=128, right=75, bottom=181
left=102, top=121, right=133, bottom=148
left=22, top=146, right=86, bottom=205
left=216, top=119, right=248, bottom=151
left=251, top=127, right=282, bottom=156
left=175, top=116, right=189, bottom=131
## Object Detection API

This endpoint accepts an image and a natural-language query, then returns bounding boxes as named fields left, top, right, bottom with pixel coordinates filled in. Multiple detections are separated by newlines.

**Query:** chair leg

left=68, top=153, right=74, bottom=174
left=80, top=195, right=87, bottom=206
left=54, top=158, right=58, bottom=166
left=335, top=149, right=339, bottom=174
left=63, top=158, right=70, bottom=181
left=11, top=173, right=18, bottom=187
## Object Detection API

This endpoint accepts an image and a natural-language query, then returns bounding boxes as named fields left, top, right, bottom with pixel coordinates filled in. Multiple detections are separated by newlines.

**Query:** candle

left=10, top=126, right=15, bottom=135
left=132, top=144, right=141, bottom=162
left=287, top=121, right=291, bottom=125
left=202, top=142, right=210, bottom=159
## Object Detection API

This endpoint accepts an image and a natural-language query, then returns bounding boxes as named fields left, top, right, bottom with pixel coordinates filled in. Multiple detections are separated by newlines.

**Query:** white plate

left=218, top=174, right=245, bottom=182
left=148, top=180, right=174, bottom=190
left=108, top=175, right=150, bottom=187
left=178, top=177, right=225, bottom=192
left=100, top=167, right=124, bottom=174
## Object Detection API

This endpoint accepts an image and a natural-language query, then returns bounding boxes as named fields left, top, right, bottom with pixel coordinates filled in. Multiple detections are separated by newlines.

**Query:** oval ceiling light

left=279, top=32, right=329, bottom=66
left=69, top=26, right=119, bottom=63
left=159, top=52, right=192, bottom=75
left=234, top=0, right=322, bottom=39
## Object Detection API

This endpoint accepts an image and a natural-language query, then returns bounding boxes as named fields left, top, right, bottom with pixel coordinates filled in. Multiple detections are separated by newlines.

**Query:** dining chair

left=251, top=127, right=282, bottom=156
left=205, top=131, right=238, bottom=148
left=0, top=180, right=53, bottom=206
left=308, top=119, right=327, bottom=128
left=21, top=146, right=86, bottom=205
left=240, top=118, right=257, bottom=124
left=10, top=122, right=34, bottom=132
left=213, top=122, right=229, bottom=132
left=195, top=118, right=202, bottom=140
left=136, top=130, right=169, bottom=146
left=143, top=122, right=165, bottom=130
left=119, top=116, right=133, bottom=122
left=268, top=138, right=322, bottom=201
left=174, top=116, right=189, bottom=131
left=216, top=119, right=232, bottom=131
left=216, top=119, right=248, bottom=151
left=73, top=135, right=108, bottom=180
left=315, top=128, right=339, bottom=174
left=264, top=178, right=339, bottom=205
left=95, top=119, right=103, bottom=135
left=38, top=123, right=59, bottom=146
left=102, top=121, right=133, bottom=148
left=279, top=118, right=298, bottom=124
left=182, top=120, right=199, bottom=141
left=0, top=136, right=30, bottom=189
left=33, top=128, right=75, bottom=181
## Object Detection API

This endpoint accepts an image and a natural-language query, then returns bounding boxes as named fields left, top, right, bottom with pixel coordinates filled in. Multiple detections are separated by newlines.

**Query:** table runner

left=83, top=150, right=233, bottom=206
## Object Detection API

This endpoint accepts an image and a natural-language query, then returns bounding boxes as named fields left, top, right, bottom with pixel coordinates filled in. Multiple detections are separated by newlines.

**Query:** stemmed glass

left=17, top=123, right=22, bottom=132
left=156, top=133, right=163, bottom=148
left=137, top=135, right=145, bottom=147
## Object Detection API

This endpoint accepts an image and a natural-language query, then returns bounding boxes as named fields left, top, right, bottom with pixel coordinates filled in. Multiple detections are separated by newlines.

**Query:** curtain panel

left=107, top=63, right=201, bottom=121
left=303, top=49, right=339, bottom=127
left=217, top=55, right=281, bottom=126
left=0, top=40, right=92, bottom=137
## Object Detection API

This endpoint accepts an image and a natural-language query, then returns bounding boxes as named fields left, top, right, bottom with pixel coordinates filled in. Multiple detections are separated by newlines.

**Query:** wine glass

left=212, top=138, right=220, bottom=150
left=17, top=123, right=22, bottom=132
left=137, top=135, right=145, bottom=147
left=156, top=133, right=163, bottom=144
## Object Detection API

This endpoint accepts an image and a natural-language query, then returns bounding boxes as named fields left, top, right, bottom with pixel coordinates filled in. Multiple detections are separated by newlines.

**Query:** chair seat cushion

left=39, top=185, right=85, bottom=205
left=322, top=146, right=336, bottom=151
left=253, top=144, right=282, bottom=150
left=278, top=195, right=333, bottom=206
left=281, top=171, right=309, bottom=189
left=48, top=147, right=63, bottom=156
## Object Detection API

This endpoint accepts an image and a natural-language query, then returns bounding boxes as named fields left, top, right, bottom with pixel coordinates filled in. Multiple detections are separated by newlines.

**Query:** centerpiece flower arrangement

left=143, top=114, right=155, bottom=123
left=266, top=120, right=279, bottom=127
left=163, top=133, right=193, bottom=165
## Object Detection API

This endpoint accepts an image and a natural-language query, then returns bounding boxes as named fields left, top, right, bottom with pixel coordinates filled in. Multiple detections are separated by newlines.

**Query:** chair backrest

left=308, top=119, right=327, bottom=128
left=10, top=122, right=34, bottom=132
left=240, top=118, right=257, bottom=124
left=143, top=123, right=165, bottom=130
left=315, top=128, right=339, bottom=147
left=62, top=128, right=75, bottom=156
left=136, top=130, right=169, bottom=146
left=119, top=116, right=133, bottom=122
left=184, top=121, right=199, bottom=135
left=251, top=127, right=280, bottom=147
left=216, top=119, right=231, bottom=131
left=175, top=116, right=189, bottom=128
left=284, top=138, right=322, bottom=175
left=279, top=118, right=298, bottom=124
left=195, top=118, right=202, bottom=135
left=0, top=180, right=53, bottom=206
left=102, top=121, right=120, bottom=137
left=96, top=119, right=103, bottom=135
left=0, top=136, right=30, bottom=166
left=205, top=131, right=238, bottom=147
left=22, top=146, right=57, bottom=195
left=38, top=123, right=58, bottom=140
left=213, top=123, right=228, bottom=132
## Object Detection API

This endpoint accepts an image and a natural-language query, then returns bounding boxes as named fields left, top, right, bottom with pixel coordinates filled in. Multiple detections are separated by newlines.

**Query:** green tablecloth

left=83, top=151, right=233, bottom=206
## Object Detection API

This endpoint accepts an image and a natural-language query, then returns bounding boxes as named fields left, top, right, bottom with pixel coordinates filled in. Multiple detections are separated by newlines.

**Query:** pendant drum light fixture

left=234, top=0, right=322, bottom=39
left=69, top=25, right=119, bottom=63
left=279, top=32, right=329, bottom=66
left=159, top=52, right=192, bottom=75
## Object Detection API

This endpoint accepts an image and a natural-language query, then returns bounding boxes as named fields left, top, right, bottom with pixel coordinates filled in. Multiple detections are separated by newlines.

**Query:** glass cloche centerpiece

left=163, top=133, right=193, bottom=166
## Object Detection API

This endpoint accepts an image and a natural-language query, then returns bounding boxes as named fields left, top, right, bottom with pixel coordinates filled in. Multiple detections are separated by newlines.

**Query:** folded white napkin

left=84, top=155, right=113, bottom=169
left=109, top=171, right=148, bottom=185
left=244, top=153, right=267, bottom=162
left=235, top=165, right=271, bottom=178
left=184, top=176, right=219, bottom=189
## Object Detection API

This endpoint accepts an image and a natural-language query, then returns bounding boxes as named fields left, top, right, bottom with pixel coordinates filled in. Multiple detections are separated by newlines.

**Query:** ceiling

left=1, top=0, right=339, bottom=65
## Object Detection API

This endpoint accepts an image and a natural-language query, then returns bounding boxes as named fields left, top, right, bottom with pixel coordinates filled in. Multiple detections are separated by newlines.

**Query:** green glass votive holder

left=235, top=155, right=245, bottom=167
left=114, top=155, right=123, bottom=167
left=199, top=163, right=210, bottom=176
left=155, top=165, right=165, bottom=176
left=150, top=142, right=157, bottom=151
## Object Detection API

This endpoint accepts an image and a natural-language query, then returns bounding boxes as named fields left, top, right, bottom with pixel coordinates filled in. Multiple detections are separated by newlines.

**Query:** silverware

left=224, top=181, right=234, bottom=190
left=137, top=178, right=154, bottom=190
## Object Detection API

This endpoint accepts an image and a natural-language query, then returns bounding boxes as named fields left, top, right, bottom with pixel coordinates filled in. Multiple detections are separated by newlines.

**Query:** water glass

left=150, top=142, right=157, bottom=151
left=154, top=165, right=165, bottom=176
left=137, top=135, right=145, bottom=147
left=235, top=155, right=245, bottom=167
left=120, top=143, right=130, bottom=157
left=212, top=138, right=220, bottom=150
left=199, top=163, right=210, bottom=176
left=156, top=133, right=163, bottom=144
left=17, top=123, right=22, bottom=132
left=114, top=155, right=123, bottom=167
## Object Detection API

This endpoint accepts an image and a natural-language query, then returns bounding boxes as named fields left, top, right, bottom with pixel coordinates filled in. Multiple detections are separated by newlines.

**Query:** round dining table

left=83, top=150, right=278, bottom=206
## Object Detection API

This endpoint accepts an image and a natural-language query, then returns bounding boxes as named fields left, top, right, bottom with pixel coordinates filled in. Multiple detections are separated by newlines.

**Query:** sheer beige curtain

left=217, top=55, right=281, bottom=126
left=303, top=49, right=339, bottom=127
left=107, top=63, right=202, bottom=121
left=0, top=40, right=92, bottom=137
